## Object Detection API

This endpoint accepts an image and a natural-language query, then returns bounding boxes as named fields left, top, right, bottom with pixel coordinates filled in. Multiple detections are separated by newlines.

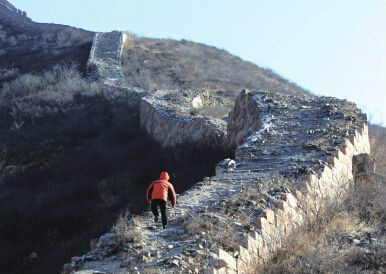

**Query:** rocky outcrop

left=66, top=88, right=370, bottom=274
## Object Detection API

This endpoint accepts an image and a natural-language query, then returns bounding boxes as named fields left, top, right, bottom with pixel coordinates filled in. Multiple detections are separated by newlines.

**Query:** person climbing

left=146, top=171, right=176, bottom=229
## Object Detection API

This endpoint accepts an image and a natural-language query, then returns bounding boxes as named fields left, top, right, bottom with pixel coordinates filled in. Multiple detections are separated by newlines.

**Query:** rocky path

left=87, top=31, right=144, bottom=93
left=236, top=92, right=353, bottom=178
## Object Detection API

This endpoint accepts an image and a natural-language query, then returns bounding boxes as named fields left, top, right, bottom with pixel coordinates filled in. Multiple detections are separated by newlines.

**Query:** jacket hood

left=159, top=171, right=170, bottom=181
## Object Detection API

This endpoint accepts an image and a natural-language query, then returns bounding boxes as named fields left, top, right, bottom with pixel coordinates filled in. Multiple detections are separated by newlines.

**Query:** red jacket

left=146, top=172, right=176, bottom=207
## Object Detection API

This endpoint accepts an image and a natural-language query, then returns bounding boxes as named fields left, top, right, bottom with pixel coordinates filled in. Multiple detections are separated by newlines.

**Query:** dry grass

left=184, top=214, right=239, bottom=252
left=346, top=245, right=386, bottom=271
left=121, top=35, right=310, bottom=97
left=256, top=210, right=377, bottom=273
left=254, top=126, right=386, bottom=273
left=112, top=212, right=143, bottom=244
left=325, top=212, right=367, bottom=236
left=184, top=215, right=213, bottom=236
left=213, top=228, right=239, bottom=252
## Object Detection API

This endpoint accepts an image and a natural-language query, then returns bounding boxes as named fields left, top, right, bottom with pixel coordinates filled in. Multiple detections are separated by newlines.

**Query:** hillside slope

left=122, top=36, right=310, bottom=97
left=0, top=0, right=93, bottom=85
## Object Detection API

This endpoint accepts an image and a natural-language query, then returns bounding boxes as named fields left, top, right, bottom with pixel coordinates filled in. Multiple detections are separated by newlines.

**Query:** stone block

left=282, top=193, right=298, bottom=208
left=274, top=200, right=290, bottom=213
left=215, top=248, right=237, bottom=271
left=305, top=174, right=321, bottom=195
left=263, top=209, right=275, bottom=224
left=274, top=208, right=288, bottom=231
left=261, top=223, right=274, bottom=238
left=256, top=217, right=269, bottom=230
left=241, top=234, right=260, bottom=254
left=337, top=151, right=352, bottom=166
left=331, top=160, right=349, bottom=184
left=321, top=165, right=333, bottom=181
left=237, top=245, right=250, bottom=263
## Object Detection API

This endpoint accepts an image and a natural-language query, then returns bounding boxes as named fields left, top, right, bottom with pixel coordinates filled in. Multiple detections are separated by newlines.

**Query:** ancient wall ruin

left=140, top=89, right=227, bottom=148
left=86, top=31, right=228, bottom=148
left=66, top=32, right=371, bottom=274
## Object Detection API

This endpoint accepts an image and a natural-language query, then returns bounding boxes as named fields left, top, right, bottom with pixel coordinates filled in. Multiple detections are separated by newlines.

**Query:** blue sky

left=12, top=0, right=386, bottom=126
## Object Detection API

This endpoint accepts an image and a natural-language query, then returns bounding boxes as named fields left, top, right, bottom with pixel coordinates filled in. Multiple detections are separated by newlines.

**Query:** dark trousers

left=151, top=199, right=167, bottom=228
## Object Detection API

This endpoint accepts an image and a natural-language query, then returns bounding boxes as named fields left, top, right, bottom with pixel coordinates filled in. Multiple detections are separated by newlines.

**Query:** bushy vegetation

left=121, top=35, right=310, bottom=99
left=255, top=125, right=386, bottom=274
left=0, top=67, right=229, bottom=274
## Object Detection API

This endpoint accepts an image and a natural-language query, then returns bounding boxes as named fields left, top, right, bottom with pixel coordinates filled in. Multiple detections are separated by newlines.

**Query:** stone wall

left=68, top=32, right=372, bottom=274
left=208, top=90, right=370, bottom=274
left=140, top=90, right=227, bottom=148
left=87, top=31, right=230, bottom=148
left=66, top=88, right=370, bottom=274
left=87, top=31, right=143, bottom=93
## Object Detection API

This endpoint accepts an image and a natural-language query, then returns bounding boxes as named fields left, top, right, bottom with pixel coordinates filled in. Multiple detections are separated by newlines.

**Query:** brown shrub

left=256, top=173, right=386, bottom=274
left=184, top=215, right=213, bottom=235
left=112, top=213, right=143, bottom=244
